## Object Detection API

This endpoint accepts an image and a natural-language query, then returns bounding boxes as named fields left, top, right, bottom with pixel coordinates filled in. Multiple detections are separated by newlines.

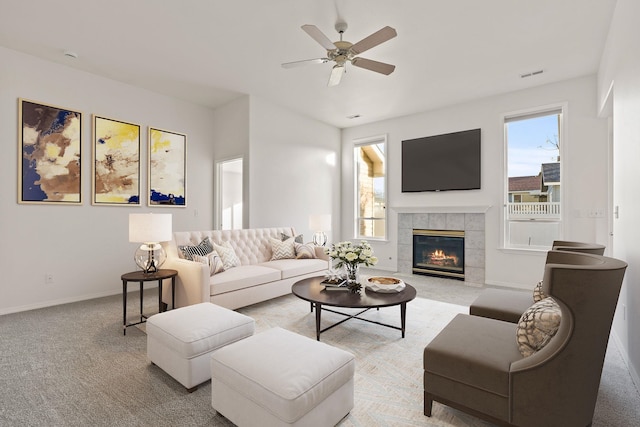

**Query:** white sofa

left=161, top=227, right=329, bottom=310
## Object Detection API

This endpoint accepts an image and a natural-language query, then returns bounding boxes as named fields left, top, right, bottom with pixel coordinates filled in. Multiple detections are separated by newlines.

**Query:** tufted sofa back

left=166, top=227, right=298, bottom=265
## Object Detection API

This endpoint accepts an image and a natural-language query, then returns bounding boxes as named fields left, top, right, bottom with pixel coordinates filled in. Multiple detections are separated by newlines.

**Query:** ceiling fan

left=282, top=22, right=397, bottom=86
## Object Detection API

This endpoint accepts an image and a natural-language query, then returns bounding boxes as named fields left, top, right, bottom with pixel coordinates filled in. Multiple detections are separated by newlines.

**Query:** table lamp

left=129, top=213, right=172, bottom=274
left=309, top=214, right=331, bottom=246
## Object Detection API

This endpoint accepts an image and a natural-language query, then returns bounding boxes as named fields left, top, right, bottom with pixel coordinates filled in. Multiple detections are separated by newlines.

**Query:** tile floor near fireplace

left=398, top=212, right=485, bottom=286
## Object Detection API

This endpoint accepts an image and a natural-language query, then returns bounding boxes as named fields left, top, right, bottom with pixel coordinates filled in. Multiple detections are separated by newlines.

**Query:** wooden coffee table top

left=292, top=276, right=417, bottom=309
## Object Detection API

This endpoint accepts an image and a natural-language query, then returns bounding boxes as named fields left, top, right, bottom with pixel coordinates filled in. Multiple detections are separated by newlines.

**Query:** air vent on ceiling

left=520, top=69, right=544, bottom=78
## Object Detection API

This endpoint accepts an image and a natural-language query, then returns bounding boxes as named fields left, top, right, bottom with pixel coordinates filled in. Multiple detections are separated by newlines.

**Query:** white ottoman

left=210, top=327, right=355, bottom=427
left=147, top=302, right=255, bottom=391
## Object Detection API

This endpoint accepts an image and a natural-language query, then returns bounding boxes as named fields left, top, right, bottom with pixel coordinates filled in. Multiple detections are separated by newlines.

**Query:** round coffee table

left=292, top=276, right=417, bottom=340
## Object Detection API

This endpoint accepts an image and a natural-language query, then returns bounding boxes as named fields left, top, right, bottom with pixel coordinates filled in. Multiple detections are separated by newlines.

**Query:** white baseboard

left=0, top=289, right=121, bottom=316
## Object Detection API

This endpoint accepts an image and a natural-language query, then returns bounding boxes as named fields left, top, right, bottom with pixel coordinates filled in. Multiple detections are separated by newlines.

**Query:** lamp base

left=312, top=231, right=328, bottom=246
left=134, top=243, right=166, bottom=274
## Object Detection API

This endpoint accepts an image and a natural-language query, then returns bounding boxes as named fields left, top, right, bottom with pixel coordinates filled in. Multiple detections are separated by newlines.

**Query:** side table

left=121, top=269, right=177, bottom=335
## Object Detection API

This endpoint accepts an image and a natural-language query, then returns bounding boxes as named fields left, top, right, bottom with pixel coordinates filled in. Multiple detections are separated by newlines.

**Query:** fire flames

left=426, top=249, right=459, bottom=267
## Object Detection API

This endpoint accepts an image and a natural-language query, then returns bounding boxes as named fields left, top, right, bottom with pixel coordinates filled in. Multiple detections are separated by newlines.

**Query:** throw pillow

left=213, top=241, right=241, bottom=270
left=270, top=237, right=296, bottom=260
left=294, top=242, right=317, bottom=259
left=281, top=233, right=304, bottom=244
left=193, top=251, right=225, bottom=276
left=516, top=297, right=561, bottom=357
left=178, top=237, right=214, bottom=260
left=533, top=279, right=547, bottom=302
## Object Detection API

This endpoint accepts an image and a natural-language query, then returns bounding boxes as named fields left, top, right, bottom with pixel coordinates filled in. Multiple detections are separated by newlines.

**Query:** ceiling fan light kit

left=282, top=21, right=397, bottom=86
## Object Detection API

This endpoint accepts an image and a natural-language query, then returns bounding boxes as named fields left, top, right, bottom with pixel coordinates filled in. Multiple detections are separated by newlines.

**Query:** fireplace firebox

left=412, top=229, right=465, bottom=280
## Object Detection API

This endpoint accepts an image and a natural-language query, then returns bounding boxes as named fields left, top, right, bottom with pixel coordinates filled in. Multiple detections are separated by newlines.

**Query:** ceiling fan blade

left=281, top=58, right=329, bottom=69
left=301, top=24, right=336, bottom=51
left=350, top=26, right=397, bottom=55
left=328, top=65, right=345, bottom=86
left=351, top=57, right=396, bottom=75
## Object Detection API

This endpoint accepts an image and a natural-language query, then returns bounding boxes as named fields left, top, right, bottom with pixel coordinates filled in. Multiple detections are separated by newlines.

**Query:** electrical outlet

left=45, top=273, right=54, bottom=284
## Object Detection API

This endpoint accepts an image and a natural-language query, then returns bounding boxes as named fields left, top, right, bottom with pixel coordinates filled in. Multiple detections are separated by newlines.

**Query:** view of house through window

left=355, top=137, right=386, bottom=240
left=505, top=109, right=562, bottom=248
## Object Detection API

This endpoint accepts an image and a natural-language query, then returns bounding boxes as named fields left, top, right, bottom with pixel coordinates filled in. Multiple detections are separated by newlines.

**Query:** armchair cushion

left=516, top=297, right=561, bottom=357
left=533, top=280, right=547, bottom=302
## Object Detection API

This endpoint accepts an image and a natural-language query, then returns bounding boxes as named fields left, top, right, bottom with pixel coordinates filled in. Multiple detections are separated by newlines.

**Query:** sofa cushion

left=178, top=237, right=214, bottom=260
left=210, top=265, right=282, bottom=295
left=516, top=297, right=561, bottom=357
left=424, top=314, right=521, bottom=397
left=193, top=251, right=225, bottom=276
left=259, top=258, right=328, bottom=280
left=213, top=241, right=241, bottom=270
left=270, top=237, right=296, bottom=260
left=295, top=242, right=317, bottom=259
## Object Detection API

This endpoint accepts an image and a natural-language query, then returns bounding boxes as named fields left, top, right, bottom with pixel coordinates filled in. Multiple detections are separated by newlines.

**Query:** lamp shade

left=309, top=214, right=331, bottom=232
left=129, top=213, right=172, bottom=243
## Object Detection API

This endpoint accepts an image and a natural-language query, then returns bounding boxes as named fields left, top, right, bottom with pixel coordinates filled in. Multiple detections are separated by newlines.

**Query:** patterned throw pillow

left=516, top=297, right=561, bottom=357
left=294, top=242, right=316, bottom=259
left=533, top=279, right=547, bottom=302
left=213, top=241, right=241, bottom=270
left=270, top=237, right=296, bottom=260
left=193, top=251, right=225, bottom=276
left=178, top=237, right=214, bottom=260
left=281, top=233, right=304, bottom=243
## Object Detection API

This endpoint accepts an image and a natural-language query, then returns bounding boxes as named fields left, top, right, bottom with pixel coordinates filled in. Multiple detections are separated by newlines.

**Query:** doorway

left=217, top=157, right=243, bottom=230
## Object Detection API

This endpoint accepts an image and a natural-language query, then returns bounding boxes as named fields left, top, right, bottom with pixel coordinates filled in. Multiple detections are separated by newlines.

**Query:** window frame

left=353, top=134, right=388, bottom=241
left=502, top=103, right=567, bottom=251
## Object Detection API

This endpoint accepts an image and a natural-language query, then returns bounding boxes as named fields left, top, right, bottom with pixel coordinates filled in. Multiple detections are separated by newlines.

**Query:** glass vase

left=345, top=263, right=360, bottom=286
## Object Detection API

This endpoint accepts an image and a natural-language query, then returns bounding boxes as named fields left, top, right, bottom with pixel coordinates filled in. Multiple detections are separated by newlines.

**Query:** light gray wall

left=0, top=46, right=218, bottom=314
left=248, top=96, right=341, bottom=241
left=341, top=75, right=609, bottom=288
left=598, top=0, right=640, bottom=390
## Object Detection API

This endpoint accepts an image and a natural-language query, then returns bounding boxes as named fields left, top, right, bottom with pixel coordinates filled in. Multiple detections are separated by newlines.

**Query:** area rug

left=238, top=294, right=494, bottom=427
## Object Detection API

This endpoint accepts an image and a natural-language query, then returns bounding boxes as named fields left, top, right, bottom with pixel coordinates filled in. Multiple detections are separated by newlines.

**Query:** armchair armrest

left=162, top=257, right=209, bottom=308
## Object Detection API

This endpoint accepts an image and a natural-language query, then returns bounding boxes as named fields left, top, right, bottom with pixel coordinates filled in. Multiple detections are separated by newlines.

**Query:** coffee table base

left=313, top=302, right=408, bottom=341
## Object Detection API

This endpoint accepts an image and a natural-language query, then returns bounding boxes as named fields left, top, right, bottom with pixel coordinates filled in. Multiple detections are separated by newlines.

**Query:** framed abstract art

left=92, top=115, right=141, bottom=205
left=148, top=127, right=186, bottom=206
left=18, top=98, right=82, bottom=204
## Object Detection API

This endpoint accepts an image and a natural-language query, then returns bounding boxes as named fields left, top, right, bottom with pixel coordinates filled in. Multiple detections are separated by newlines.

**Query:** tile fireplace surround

left=397, top=209, right=486, bottom=286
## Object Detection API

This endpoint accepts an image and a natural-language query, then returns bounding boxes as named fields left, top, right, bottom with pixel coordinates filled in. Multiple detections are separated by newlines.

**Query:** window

left=355, top=136, right=387, bottom=240
left=504, top=107, right=563, bottom=249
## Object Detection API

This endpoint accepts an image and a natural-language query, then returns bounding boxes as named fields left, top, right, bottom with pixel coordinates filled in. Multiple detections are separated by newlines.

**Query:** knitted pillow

left=193, top=251, right=225, bottom=276
left=270, top=237, right=296, bottom=260
left=294, top=242, right=316, bottom=259
left=533, top=279, right=547, bottom=302
left=178, top=237, right=214, bottom=260
left=213, top=241, right=241, bottom=270
left=516, top=297, right=561, bottom=357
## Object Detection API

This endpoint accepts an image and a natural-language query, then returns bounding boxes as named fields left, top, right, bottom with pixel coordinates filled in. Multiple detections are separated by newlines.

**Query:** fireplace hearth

left=413, top=229, right=465, bottom=280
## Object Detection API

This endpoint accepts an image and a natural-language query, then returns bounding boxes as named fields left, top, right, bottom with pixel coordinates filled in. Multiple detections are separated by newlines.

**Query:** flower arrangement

left=325, top=240, right=378, bottom=269
left=325, top=241, right=378, bottom=290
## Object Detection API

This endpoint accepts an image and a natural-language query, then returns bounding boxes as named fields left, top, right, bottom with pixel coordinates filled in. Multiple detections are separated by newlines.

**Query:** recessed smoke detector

left=63, top=50, right=78, bottom=59
left=520, top=69, right=543, bottom=78
left=347, top=114, right=361, bottom=119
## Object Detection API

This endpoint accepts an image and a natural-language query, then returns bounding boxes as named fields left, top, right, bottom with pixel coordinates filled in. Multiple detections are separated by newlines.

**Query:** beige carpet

left=238, top=293, right=494, bottom=426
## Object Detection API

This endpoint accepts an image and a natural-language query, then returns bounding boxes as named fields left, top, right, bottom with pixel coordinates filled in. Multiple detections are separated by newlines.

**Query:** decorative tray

left=365, top=276, right=406, bottom=293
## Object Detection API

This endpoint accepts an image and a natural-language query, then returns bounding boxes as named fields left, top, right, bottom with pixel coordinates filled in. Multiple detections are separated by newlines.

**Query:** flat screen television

left=402, top=128, right=481, bottom=192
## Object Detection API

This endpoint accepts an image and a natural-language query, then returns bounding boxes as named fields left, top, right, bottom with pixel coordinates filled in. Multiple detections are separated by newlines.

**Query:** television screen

left=402, top=129, right=481, bottom=192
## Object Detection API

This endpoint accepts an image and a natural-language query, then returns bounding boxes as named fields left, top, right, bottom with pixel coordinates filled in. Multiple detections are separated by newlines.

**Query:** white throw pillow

left=193, top=251, right=225, bottom=276
left=270, top=237, right=296, bottom=260
left=213, top=241, right=241, bottom=270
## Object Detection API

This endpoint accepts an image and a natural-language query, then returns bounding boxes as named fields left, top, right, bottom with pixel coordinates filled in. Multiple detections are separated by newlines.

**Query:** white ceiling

left=0, top=0, right=616, bottom=128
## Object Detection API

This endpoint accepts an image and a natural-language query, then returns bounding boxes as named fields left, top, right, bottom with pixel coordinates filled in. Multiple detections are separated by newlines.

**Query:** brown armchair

left=469, top=240, right=606, bottom=323
left=423, top=250, right=627, bottom=427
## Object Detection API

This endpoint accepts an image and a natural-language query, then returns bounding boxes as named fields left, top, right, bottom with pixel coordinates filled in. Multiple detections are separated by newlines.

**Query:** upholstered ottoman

left=147, top=302, right=255, bottom=391
left=210, top=327, right=355, bottom=426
